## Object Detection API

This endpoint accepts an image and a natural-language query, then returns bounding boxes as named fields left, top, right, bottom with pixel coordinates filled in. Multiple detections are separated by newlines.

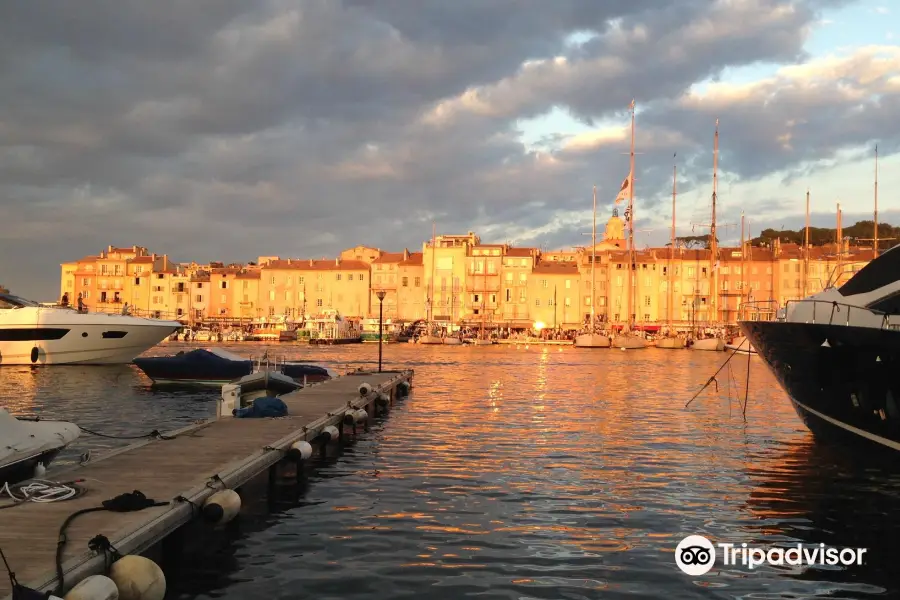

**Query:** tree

left=675, top=234, right=718, bottom=249
left=750, top=220, right=900, bottom=248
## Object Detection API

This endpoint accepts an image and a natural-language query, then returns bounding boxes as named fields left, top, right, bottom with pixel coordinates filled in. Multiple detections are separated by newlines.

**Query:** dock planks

left=0, top=369, right=412, bottom=599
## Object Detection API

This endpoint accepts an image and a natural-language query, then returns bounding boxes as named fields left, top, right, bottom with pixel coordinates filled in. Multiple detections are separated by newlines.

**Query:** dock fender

left=64, top=574, right=119, bottom=600
left=31, top=346, right=39, bottom=363
left=321, top=425, right=340, bottom=442
left=397, top=380, right=411, bottom=395
left=202, top=489, right=242, bottom=525
left=108, top=555, right=166, bottom=600
left=287, top=440, right=313, bottom=461
left=354, top=409, right=368, bottom=423
left=358, top=382, right=373, bottom=396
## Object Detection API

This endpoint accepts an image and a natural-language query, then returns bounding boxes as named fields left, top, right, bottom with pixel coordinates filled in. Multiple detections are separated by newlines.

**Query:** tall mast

left=874, top=144, right=879, bottom=257
left=590, top=185, right=597, bottom=327
left=710, top=119, right=719, bottom=325
left=836, top=203, right=843, bottom=274
left=804, top=189, right=810, bottom=295
left=627, top=99, right=636, bottom=328
left=429, top=222, right=436, bottom=325
left=669, top=154, right=676, bottom=328
left=740, top=211, right=745, bottom=311
left=480, top=267, right=486, bottom=339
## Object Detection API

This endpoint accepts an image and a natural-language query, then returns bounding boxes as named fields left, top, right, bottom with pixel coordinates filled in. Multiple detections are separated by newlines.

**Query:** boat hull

left=418, top=335, right=444, bottom=345
left=574, top=333, right=611, bottom=348
left=689, top=337, right=725, bottom=351
left=471, top=339, right=494, bottom=346
left=656, top=337, right=686, bottom=349
left=611, top=335, right=648, bottom=349
left=0, top=448, right=65, bottom=485
left=0, top=317, right=181, bottom=365
left=740, top=320, right=900, bottom=453
left=309, top=337, right=362, bottom=345
left=134, top=354, right=253, bottom=385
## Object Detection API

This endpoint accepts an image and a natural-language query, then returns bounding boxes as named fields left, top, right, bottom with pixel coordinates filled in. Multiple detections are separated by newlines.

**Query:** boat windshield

left=0, top=293, right=41, bottom=309
left=207, top=347, right=247, bottom=362
left=838, top=246, right=900, bottom=297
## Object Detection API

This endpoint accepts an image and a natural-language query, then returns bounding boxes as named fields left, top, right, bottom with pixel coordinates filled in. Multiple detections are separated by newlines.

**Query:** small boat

left=134, top=348, right=337, bottom=386
left=471, top=338, right=494, bottom=346
left=611, top=334, right=649, bottom=349
left=724, top=336, right=756, bottom=355
left=442, top=336, right=463, bottom=345
left=133, top=347, right=253, bottom=385
left=219, top=370, right=303, bottom=417
left=689, top=337, right=725, bottom=351
left=656, top=336, right=686, bottom=349
left=0, top=409, right=81, bottom=485
left=574, top=332, right=611, bottom=348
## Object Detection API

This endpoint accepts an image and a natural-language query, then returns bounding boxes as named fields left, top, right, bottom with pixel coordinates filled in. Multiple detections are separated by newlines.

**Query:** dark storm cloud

left=0, top=0, right=888, bottom=298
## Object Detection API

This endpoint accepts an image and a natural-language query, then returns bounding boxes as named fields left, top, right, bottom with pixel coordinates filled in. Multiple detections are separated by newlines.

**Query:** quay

left=0, top=369, right=413, bottom=599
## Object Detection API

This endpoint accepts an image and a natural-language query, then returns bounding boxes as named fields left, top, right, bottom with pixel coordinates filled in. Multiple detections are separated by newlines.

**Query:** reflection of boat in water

left=744, top=440, right=900, bottom=595
left=0, top=409, right=81, bottom=485
left=741, top=245, right=900, bottom=453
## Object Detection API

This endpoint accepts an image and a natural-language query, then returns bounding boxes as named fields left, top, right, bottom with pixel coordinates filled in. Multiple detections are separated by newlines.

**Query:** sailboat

left=611, top=99, right=648, bottom=350
left=419, top=224, right=446, bottom=345
left=472, top=268, right=494, bottom=345
left=657, top=155, right=685, bottom=349
left=575, top=185, right=611, bottom=348
left=690, top=119, right=725, bottom=351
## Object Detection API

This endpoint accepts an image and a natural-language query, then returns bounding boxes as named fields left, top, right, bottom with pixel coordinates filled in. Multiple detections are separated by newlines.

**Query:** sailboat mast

left=669, top=155, right=676, bottom=328
left=836, top=203, right=843, bottom=274
left=740, top=212, right=745, bottom=309
left=804, top=189, right=810, bottom=295
left=627, top=99, right=636, bottom=328
left=429, top=222, right=436, bottom=325
left=590, top=185, right=597, bottom=325
left=710, top=119, right=719, bottom=324
left=480, top=268, right=486, bottom=338
left=874, top=144, right=879, bottom=257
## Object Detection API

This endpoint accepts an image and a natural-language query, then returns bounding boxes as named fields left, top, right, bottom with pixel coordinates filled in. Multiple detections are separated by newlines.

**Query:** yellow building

left=370, top=249, right=426, bottom=321
left=422, top=232, right=479, bottom=324
left=259, top=258, right=370, bottom=318
left=527, top=262, right=581, bottom=329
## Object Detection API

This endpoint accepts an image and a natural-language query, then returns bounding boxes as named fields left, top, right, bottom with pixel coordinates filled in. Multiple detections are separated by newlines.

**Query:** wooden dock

left=0, top=369, right=413, bottom=599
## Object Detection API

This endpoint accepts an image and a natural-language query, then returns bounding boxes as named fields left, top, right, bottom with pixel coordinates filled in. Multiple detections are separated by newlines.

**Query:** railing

left=742, top=298, right=899, bottom=331
left=738, top=300, right=781, bottom=322
left=42, top=303, right=184, bottom=321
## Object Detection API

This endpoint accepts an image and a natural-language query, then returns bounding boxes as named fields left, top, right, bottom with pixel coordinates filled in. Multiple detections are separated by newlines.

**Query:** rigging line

left=743, top=337, right=752, bottom=421
left=684, top=343, right=744, bottom=408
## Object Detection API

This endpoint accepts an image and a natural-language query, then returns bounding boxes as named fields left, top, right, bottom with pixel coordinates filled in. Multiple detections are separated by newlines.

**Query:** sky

left=1, top=0, right=897, bottom=300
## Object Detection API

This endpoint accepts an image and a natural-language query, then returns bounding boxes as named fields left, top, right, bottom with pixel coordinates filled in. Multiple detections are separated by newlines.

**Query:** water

left=3, top=343, right=899, bottom=599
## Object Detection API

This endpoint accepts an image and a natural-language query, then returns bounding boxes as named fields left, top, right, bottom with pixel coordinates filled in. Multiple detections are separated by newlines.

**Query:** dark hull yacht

left=740, top=246, right=900, bottom=453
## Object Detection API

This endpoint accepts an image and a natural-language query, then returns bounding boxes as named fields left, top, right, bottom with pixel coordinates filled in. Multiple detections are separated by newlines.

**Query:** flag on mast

left=614, top=169, right=633, bottom=204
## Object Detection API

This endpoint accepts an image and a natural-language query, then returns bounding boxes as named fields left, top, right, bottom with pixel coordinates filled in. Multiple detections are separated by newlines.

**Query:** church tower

left=604, top=208, right=625, bottom=247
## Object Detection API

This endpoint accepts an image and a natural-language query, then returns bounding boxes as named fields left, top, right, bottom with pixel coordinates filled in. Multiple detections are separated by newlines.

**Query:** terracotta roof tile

left=532, top=262, right=579, bottom=275
left=372, top=252, right=406, bottom=265
left=399, top=253, right=424, bottom=266
left=505, top=247, right=536, bottom=257
left=263, top=259, right=370, bottom=271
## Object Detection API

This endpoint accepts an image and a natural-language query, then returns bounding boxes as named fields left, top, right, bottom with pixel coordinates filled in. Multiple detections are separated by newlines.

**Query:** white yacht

left=0, top=293, right=181, bottom=365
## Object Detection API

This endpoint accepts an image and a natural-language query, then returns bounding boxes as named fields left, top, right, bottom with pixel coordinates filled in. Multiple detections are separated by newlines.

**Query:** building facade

left=58, top=215, right=874, bottom=328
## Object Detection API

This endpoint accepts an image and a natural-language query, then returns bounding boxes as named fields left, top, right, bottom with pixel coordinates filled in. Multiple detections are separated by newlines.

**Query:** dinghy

left=0, top=409, right=80, bottom=485
left=219, top=370, right=303, bottom=418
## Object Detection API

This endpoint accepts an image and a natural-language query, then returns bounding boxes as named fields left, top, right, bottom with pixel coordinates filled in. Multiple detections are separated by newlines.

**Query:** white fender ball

left=322, top=425, right=340, bottom=441
left=202, top=489, right=241, bottom=525
left=354, top=409, right=368, bottom=423
left=375, top=393, right=389, bottom=405
left=108, top=555, right=166, bottom=600
left=397, top=380, right=411, bottom=395
left=288, top=440, right=313, bottom=461
left=64, top=575, right=119, bottom=600
left=358, top=382, right=373, bottom=396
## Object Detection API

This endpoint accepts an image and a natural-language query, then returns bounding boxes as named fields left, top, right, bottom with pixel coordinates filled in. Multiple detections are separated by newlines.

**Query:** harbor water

left=2, top=343, right=898, bottom=599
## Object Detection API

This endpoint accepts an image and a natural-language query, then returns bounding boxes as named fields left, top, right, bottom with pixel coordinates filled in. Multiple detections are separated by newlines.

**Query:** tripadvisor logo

left=675, top=535, right=867, bottom=575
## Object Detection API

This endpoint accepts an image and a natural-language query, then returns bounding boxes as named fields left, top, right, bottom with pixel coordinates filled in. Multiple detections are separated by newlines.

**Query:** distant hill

left=750, top=220, right=894, bottom=248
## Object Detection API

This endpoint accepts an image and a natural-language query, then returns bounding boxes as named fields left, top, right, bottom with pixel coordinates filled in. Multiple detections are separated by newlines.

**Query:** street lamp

left=376, top=289, right=386, bottom=372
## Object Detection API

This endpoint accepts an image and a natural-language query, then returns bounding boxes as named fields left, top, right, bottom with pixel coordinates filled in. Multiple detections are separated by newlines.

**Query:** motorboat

left=133, top=347, right=254, bottom=385
left=0, top=293, right=181, bottom=365
left=133, top=347, right=337, bottom=386
left=0, top=409, right=81, bottom=485
left=740, top=246, right=900, bottom=453
left=219, top=370, right=303, bottom=417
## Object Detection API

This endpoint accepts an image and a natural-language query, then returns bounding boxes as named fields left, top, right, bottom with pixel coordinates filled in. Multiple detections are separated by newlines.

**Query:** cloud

left=0, top=0, right=892, bottom=299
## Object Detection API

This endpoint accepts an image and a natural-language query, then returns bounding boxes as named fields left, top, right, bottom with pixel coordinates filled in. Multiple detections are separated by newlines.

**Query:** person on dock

left=60, top=292, right=69, bottom=307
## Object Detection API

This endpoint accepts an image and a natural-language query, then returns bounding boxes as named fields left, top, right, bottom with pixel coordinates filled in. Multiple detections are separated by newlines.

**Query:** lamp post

left=376, top=289, right=386, bottom=372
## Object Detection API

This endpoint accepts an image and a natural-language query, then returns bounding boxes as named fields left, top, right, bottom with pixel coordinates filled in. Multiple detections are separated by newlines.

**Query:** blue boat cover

left=233, top=395, right=288, bottom=418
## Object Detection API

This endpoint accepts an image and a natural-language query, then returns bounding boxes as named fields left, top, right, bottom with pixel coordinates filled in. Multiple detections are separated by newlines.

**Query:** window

left=299, top=276, right=305, bottom=284
left=348, top=274, right=354, bottom=281
left=196, top=282, right=203, bottom=289
left=285, top=291, right=291, bottom=301
left=268, top=306, right=275, bottom=316
left=414, top=276, right=421, bottom=287
left=565, top=279, right=571, bottom=289
left=195, top=294, right=203, bottom=302
left=336, top=274, right=342, bottom=281
left=645, top=296, right=651, bottom=307
left=541, top=279, right=548, bottom=288
left=270, top=276, right=276, bottom=284
left=506, top=289, right=511, bottom=302
left=584, top=296, right=591, bottom=306
left=565, top=297, right=571, bottom=307
left=402, top=276, right=409, bottom=287
left=535, top=298, right=540, bottom=306
left=221, top=294, right=227, bottom=303
left=221, top=281, right=228, bottom=289
left=134, top=277, right=140, bottom=286
left=316, top=299, right=323, bottom=307
left=269, top=290, right=276, bottom=300
left=359, top=274, right=364, bottom=281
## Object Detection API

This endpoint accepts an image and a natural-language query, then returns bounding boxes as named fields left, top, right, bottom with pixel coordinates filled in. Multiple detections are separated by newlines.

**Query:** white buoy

left=108, top=555, right=166, bottom=600
left=375, top=393, right=390, bottom=406
left=287, top=440, right=313, bottom=461
left=321, top=425, right=340, bottom=441
left=354, top=409, right=368, bottom=423
left=64, top=575, right=119, bottom=600
left=202, top=489, right=241, bottom=524
left=358, top=382, right=373, bottom=396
